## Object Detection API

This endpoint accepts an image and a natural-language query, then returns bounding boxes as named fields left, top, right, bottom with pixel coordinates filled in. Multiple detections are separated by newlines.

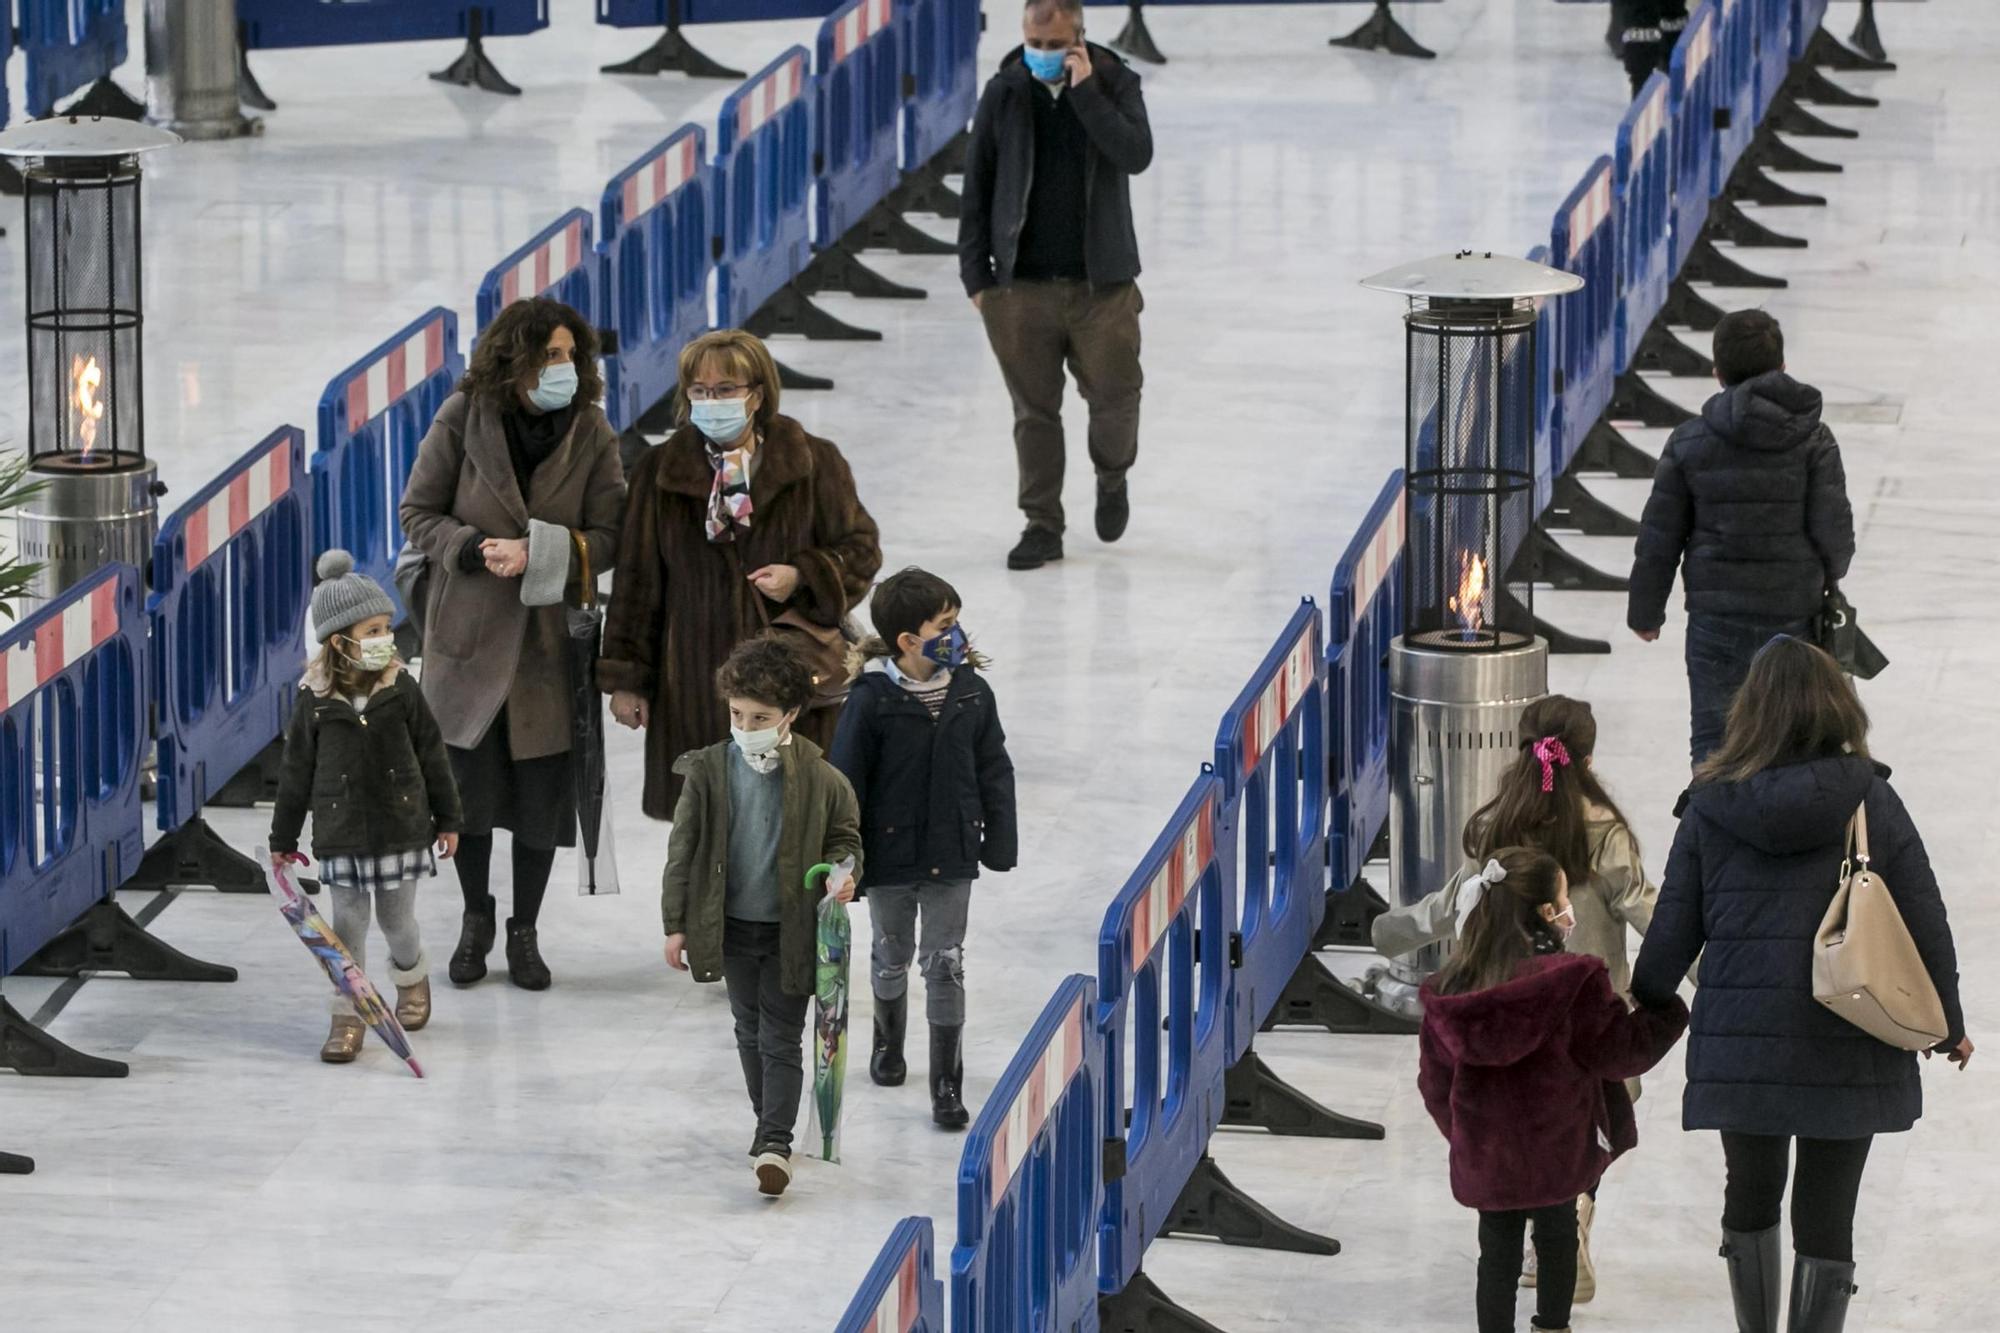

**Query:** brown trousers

left=978, top=280, right=1143, bottom=534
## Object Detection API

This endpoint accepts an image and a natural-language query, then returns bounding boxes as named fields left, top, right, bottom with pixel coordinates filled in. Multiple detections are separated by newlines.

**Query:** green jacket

left=662, top=735, right=862, bottom=996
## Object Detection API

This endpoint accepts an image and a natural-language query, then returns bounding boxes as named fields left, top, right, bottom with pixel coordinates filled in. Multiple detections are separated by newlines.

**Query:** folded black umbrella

left=566, top=532, right=617, bottom=895
left=1815, top=587, right=1889, bottom=682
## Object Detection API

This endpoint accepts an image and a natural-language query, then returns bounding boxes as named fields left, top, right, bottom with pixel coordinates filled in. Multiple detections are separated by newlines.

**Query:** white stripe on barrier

left=738, top=54, right=807, bottom=140
left=622, top=135, right=700, bottom=222
left=0, top=578, right=120, bottom=713
left=865, top=1246, right=919, bottom=1333
left=835, top=0, right=893, bottom=62
left=1241, top=626, right=1319, bottom=777
left=986, top=991, right=1086, bottom=1208
left=1127, top=794, right=1216, bottom=969
left=1567, top=166, right=1614, bottom=260
left=499, top=217, right=587, bottom=311
left=1350, top=485, right=1407, bottom=630
left=184, top=440, right=294, bottom=570
left=1632, top=79, right=1670, bottom=166
left=1686, top=11, right=1715, bottom=81
left=344, top=318, right=448, bottom=428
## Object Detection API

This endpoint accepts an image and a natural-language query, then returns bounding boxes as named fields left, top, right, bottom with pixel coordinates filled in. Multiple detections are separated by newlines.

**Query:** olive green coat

left=661, top=735, right=862, bottom=996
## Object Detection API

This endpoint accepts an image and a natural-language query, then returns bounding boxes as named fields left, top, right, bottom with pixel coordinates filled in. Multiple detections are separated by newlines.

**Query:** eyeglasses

left=687, top=383, right=752, bottom=402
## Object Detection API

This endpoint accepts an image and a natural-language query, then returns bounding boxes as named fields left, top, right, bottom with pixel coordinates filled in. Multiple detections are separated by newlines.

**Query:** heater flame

left=1446, top=551, right=1488, bottom=637
left=71, top=354, right=105, bottom=455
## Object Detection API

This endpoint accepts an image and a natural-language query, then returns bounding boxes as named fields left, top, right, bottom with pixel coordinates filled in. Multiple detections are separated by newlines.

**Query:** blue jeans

left=1685, top=614, right=1810, bottom=764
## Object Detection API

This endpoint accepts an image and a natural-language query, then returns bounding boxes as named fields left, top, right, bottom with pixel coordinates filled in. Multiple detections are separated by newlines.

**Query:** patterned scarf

left=704, top=441, right=755, bottom=543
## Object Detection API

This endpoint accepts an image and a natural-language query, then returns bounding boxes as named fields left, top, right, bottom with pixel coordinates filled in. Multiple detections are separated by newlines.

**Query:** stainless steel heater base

left=15, top=454, right=160, bottom=610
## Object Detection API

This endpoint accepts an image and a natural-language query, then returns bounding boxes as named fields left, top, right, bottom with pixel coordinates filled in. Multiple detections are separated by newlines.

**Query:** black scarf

left=500, top=400, right=576, bottom=497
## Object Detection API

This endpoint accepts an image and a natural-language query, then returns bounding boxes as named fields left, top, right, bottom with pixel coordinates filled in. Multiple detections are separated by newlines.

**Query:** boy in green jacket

left=662, top=635, right=861, bottom=1196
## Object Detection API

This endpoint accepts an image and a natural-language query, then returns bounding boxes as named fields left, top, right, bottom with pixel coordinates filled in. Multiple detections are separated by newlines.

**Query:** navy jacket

left=829, top=665, right=1018, bottom=888
left=958, top=43, right=1152, bottom=297
left=1632, top=757, right=1964, bottom=1140
left=1626, top=372, right=1855, bottom=631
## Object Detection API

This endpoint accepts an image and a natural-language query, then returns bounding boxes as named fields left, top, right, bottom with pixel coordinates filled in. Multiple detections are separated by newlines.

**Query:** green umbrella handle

left=805, top=862, right=835, bottom=891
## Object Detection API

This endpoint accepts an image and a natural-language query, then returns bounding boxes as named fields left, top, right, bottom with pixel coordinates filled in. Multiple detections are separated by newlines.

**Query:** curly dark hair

left=714, top=634, right=813, bottom=713
left=457, top=296, right=605, bottom=407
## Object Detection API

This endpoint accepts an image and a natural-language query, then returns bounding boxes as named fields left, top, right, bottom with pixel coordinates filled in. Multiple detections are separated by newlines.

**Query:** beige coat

left=399, top=391, right=625, bottom=759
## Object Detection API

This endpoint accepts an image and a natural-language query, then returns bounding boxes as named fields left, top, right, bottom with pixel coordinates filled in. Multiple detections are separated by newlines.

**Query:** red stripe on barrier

left=184, top=506, right=211, bottom=573
left=424, top=319, right=444, bottom=376
left=90, top=578, right=118, bottom=646
left=1567, top=167, right=1614, bottom=260
left=346, top=376, right=369, bottom=430
left=987, top=990, right=1087, bottom=1209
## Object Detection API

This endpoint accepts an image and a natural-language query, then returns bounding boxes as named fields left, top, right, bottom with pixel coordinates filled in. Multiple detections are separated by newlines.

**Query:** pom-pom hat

left=309, top=550, right=396, bottom=644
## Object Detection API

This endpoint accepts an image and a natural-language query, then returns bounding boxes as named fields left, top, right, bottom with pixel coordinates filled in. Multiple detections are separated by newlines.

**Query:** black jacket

left=1631, top=757, right=1963, bottom=1140
left=271, top=669, right=464, bottom=859
left=828, top=665, right=1017, bottom=888
left=1627, top=372, right=1855, bottom=631
left=958, top=43, right=1153, bottom=297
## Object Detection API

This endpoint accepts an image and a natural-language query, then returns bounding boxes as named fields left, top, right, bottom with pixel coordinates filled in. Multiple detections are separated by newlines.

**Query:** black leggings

left=455, top=833, right=556, bottom=927
left=1721, top=1132, right=1874, bottom=1262
left=1477, top=1199, right=1578, bottom=1333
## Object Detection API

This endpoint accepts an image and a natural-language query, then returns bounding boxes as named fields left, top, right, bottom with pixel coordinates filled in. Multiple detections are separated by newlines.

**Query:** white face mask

left=347, top=633, right=395, bottom=673
left=732, top=724, right=784, bottom=757
left=1547, top=905, right=1577, bottom=943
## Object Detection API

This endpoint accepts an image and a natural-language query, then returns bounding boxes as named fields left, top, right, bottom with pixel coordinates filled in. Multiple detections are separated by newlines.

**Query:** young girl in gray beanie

left=271, top=551, right=463, bottom=1063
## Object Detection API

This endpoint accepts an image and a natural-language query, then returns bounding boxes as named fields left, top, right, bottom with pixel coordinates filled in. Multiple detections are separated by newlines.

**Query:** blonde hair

left=673, top=329, right=782, bottom=433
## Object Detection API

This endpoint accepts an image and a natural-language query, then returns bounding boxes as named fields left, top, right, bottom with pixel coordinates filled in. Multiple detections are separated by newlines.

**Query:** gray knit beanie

left=310, top=549, right=396, bottom=643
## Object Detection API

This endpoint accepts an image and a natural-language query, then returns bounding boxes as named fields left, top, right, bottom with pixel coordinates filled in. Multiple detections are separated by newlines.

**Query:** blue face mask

left=1022, top=46, right=1068, bottom=83
left=690, top=398, right=751, bottom=444
left=529, top=361, right=578, bottom=412
left=921, top=624, right=969, bottom=669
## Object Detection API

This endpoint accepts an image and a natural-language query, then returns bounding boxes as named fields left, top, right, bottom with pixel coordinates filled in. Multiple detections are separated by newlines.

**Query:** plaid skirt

left=320, top=846, right=437, bottom=894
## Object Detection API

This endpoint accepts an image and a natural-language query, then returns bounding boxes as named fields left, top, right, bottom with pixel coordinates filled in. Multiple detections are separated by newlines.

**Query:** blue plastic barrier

left=150, top=427, right=312, bottom=835
left=0, top=565, right=146, bottom=975
left=901, top=0, right=979, bottom=172
left=475, top=209, right=596, bottom=335
left=314, top=308, right=465, bottom=624
left=239, top=0, right=549, bottom=49
left=951, top=974, right=1102, bottom=1332
left=1714, top=0, right=1757, bottom=181
left=0, top=10, right=15, bottom=131
left=1616, top=73, right=1674, bottom=376
left=599, top=125, right=714, bottom=434
left=1790, top=0, right=1826, bottom=61
left=1525, top=245, right=1563, bottom=519
left=1669, top=3, right=1720, bottom=277
left=1552, top=156, right=1618, bottom=473
left=1756, top=0, right=1791, bottom=115
left=597, top=0, right=835, bottom=25
left=1096, top=773, right=1230, bottom=1295
left=1325, top=473, right=1404, bottom=894
left=816, top=0, right=902, bottom=246
left=715, top=47, right=816, bottom=329
left=836, top=1217, right=947, bottom=1333
left=19, top=0, right=126, bottom=119
left=1214, top=602, right=1327, bottom=1032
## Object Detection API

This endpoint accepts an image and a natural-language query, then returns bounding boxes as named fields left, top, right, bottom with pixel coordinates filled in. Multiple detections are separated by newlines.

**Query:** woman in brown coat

left=600, top=329, right=881, bottom=819
left=400, top=297, right=625, bottom=990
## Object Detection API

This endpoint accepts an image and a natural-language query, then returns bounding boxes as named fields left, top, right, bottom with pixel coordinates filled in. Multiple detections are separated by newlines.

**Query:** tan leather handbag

left=1812, top=804, right=1948, bottom=1051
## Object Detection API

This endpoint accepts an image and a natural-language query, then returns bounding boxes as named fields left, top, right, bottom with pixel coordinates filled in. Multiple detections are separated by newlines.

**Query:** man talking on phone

left=959, top=0, right=1153, bottom=571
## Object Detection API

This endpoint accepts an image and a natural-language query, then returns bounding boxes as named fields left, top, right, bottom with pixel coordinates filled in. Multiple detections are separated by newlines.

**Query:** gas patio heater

left=0, top=117, right=179, bottom=609
left=1359, top=251, right=1582, bottom=1015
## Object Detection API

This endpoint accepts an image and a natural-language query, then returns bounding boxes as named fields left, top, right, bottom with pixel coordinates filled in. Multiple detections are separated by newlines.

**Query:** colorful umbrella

left=260, top=850, right=424, bottom=1078
left=803, top=858, right=855, bottom=1163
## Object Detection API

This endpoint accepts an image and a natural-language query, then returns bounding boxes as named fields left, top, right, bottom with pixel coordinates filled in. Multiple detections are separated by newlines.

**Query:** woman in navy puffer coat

left=1633, top=637, right=1969, bottom=1333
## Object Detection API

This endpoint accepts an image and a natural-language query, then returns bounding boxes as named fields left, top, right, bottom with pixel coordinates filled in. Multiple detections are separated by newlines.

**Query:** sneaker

left=1006, top=525, right=1063, bottom=571
left=1520, top=1235, right=1538, bottom=1288
left=1095, top=483, right=1130, bottom=543
left=753, top=1150, right=792, bottom=1197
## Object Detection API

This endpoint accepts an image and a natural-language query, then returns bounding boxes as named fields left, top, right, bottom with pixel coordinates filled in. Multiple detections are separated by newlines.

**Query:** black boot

left=449, top=893, right=497, bottom=986
left=871, top=992, right=908, bottom=1087
left=929, top=1024, right=969, bottom=1130
left=1720, top=1226, right=1781, bottom=1333
left=505, top=918, right=552, bottom=991
left=1786, top=1256, right=1857, bottom=1333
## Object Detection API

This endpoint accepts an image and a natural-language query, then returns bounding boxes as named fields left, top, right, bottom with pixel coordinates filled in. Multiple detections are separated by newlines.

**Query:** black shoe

left=1786, top=1256, right=1857, bottom=1333
left=505, top=918, right=552, bottom=991
left=929, top=1024, right=970, bottom=1130
left=1006, top=526, right=1063, bottom=571
left=1720, top=1226, right=1781, bottom=1333
left=1095, top=483, right=1129, bottom=544
left=449, top=894, right=497, bottom=986
left=871, top=992, right=908, bottom=1087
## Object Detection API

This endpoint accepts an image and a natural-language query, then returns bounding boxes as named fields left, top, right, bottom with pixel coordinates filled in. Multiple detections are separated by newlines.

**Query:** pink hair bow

left=1533, top=736, right=1571, bottom=793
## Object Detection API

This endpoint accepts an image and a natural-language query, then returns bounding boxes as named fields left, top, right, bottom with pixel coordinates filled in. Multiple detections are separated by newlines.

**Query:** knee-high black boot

left=1786, top=1256, right=1857, bottom=1333
left=1720, top=1226, right=1782, bottom=1333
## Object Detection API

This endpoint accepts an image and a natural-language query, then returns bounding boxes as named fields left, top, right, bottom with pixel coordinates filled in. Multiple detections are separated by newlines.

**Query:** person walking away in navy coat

left=1626, top=310, right=1856, bottom=764
left=1632, top=636, right=1971, bottom=1333
left=1420, top=847, right=1688, bottom=1333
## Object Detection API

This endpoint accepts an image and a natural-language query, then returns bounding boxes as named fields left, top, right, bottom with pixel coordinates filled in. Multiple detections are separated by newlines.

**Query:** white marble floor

left=2, top=2, right=1995, bottom=1331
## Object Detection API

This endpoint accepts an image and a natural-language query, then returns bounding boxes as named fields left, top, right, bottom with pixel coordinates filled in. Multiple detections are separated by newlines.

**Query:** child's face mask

left=920, top=624, right=969, bottom=669
left=732, top=723, right=784, bottom=756
left=1546, top=904, right=1576, bottom=943
left=343, top=633, right=395, bottom=673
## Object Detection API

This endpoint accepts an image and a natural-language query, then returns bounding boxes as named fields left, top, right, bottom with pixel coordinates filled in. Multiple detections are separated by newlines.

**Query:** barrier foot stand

left=846, top=199, right=956, bottom=258
left=1723, top=160, right=1827, bottom=210
left=1662, top=277, right=1727, bottom=333
left=1500, top=587, right=1611, bottom=656
left=1222, top=1049, right=1384, bottom=1140
left=0, top=1151, right=32, bottom=1174
left=1261, top=953, right=1420, bottom=1035
left=431, top=9, right=522, bottom=96
left=207, top=737, right=285, bottom=809
left=1545, top=472, right=1640, bottom=539
left=796, top=244, right=928, bottom=302
left=1741, top=124, right=1843, bottom=175
left=1700, top=199, right=1808, bottom=251
left=1571, top=418, right=1658, bottom=478
left=1786, top=64, right=1878, bottom=111
left=0, top=996, right=127, bottom=1078
left=61, top=77, right=146, bottom=121
left=1635, top=316, right=1718, bottom=377
left=1767, top=96, right=1860, bottom=141
left=1113, top=2, right=1169, bottom=66
left=238, top=27, right=277, bottom=111
left=1849, top=0, right=1890, bottom=67
left=1161, top=1155, right=1340, bottom=1255
left=1099, top=1272, right=1231, bottom=1333
left=129, top=817, right=272, bottom=894
left=745, top=281, right=883, bottom=344
left=928, top=128, right=972, bottom=178
left=1312, top=877, right=1390, bottom=951
left=603, top=23, right=745, bottom=79
left=1512, top=524, right=1630, bottom=594
left=1329, top=1, right=1437, bottom=60
left=1608, top=369, right=1697, bottom=430
left=1678, top=235, right=1788, bottom=290
left=1807, top=24, right=1894, bottom=74
left=774, top=360, right=835, bottom=392
left=17, top=900, right=238, bottom=985
left=885, top=164, right=962, bottom=221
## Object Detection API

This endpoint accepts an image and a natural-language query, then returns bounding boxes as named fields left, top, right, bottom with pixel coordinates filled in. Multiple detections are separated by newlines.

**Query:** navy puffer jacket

left=1626, top=371, right=1855, bottom=631
left=1632, top=756, right=1964, bottom=1140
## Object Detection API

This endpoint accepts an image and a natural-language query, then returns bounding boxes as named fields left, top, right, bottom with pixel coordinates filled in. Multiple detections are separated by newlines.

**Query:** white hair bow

left=1454, top=859, right=1507, bottom=937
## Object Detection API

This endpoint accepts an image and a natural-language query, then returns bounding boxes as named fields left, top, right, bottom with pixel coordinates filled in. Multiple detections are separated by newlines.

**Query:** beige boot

left=1572, top=1192, right=1597, bottom=1304
left=391, top=955, right=432, bottom=1032
left=320, top=1015, right=365, bottom=1063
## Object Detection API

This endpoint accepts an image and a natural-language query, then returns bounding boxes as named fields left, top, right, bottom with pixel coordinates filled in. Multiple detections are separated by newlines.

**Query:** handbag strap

left=570, top=528, right=594, bottom=609
left=1842, top=802, right=1872, bottom=877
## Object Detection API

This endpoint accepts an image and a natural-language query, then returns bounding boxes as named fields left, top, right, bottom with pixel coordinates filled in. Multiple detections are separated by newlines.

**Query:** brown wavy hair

left=1695, top=635, right=1868, bottom=786
left=715, top=634, right=813, bottom=714
left=1463, top=695, right=1635, bottom=888
left=1431, top=846, right=1565, bottom=996
left=457, top=296, right=604, bottom=407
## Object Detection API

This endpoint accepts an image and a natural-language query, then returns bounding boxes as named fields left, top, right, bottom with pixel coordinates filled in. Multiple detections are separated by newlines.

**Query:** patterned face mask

left=704, top=443, right=754, bottom=543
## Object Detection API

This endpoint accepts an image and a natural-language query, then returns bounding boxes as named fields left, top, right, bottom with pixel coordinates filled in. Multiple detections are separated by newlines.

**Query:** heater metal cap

left=1360, top=251, right=1584, bottom=302
left=0, top=116, right=182, bottom=160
